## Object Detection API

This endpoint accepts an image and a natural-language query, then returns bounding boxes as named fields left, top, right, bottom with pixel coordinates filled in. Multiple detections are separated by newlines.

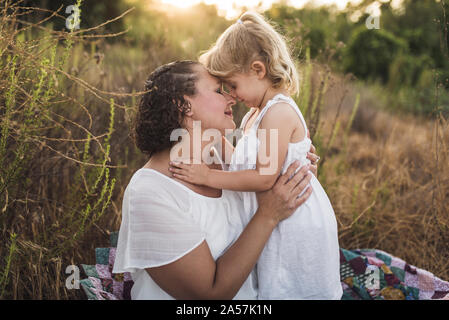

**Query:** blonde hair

left=199, top=11, right=299, bottom=95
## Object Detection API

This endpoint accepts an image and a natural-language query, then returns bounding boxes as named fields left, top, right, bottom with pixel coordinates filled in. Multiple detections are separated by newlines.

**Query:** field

left=0, top=0, right=448, bottom=299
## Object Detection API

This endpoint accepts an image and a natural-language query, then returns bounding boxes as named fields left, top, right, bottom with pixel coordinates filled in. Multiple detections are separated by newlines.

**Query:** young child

left=169, top=12, right=342, bottom=300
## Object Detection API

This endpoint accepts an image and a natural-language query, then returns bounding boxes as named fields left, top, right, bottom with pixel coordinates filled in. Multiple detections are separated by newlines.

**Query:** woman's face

left=185, top=65, right=236, bottom=135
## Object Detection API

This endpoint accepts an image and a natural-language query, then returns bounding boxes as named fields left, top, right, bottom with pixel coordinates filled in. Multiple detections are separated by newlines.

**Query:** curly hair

left=133, top=60, right=201, bottom=156
left=199, top=11, right=299, bottom=95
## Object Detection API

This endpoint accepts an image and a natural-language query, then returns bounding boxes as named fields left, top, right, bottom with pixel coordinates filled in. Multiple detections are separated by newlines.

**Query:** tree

left=24, top=0, right=128, bottom=32
left=343, top=26, right=407, bottom=82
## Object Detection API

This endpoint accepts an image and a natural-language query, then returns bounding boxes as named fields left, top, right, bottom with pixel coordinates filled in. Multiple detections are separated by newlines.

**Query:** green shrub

left=343, top=27, right=407, bottom=83
left=0, top=2, right=122, bottom=299
left=388, top=53, right=435, bottom=90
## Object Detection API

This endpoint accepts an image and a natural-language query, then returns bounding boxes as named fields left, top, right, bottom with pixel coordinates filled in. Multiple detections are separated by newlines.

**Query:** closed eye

left=222, top=83, right=232, bottom=93
left=227, top=83, right=236, bottom=90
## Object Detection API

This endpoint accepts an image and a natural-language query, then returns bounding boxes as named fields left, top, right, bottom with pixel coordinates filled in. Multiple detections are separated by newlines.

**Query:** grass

left=0, top=3, right=448, bottom=299
left=318, top=77, right=449, bottom=279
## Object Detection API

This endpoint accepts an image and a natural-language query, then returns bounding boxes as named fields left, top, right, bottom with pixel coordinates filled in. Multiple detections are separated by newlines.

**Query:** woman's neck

left=143, top=148, right=171, bottom=176
left=144, top=136, right=219, bottom=177
left=171, top=130, right=219, bottom=165
left=143, top=143, right=223, bottom=198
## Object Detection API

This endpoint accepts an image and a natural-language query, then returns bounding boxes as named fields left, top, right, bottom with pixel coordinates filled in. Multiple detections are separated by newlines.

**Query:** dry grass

left=1, top=3, right=448, bottom=300
left=318, top=76, right=449, bottom=280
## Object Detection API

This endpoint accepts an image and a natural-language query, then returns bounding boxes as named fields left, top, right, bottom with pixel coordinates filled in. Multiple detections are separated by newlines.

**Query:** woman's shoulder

left=126, top=168, right=191, bottom=207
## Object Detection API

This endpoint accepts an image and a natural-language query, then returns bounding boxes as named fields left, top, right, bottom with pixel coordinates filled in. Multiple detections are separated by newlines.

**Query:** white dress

left=112, top=153, right=258, bottom=300
left=229, top=93, right=342, bottom=300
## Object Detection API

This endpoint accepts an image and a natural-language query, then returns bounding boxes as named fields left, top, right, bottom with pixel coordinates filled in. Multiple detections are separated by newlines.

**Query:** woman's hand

left=169, top=161, right=211, bottom=186
left=256, top=160, right=313, bottom=226
left=306, top=130, right=319, bottom=177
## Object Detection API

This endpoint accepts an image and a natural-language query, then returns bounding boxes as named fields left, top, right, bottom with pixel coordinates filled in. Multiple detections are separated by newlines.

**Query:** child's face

left=223, top=69, right=270, bottom=109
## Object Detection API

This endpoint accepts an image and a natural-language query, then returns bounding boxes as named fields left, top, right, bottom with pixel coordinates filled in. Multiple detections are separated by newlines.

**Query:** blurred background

left=0, top=0, right=448, bottom=299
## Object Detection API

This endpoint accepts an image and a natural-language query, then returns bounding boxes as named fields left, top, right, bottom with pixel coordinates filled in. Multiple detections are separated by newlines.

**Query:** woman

left=112, top=60, right=320, bottom=299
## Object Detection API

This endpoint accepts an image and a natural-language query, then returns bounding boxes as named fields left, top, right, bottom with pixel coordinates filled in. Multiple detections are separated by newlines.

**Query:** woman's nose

left=223, top=86, right=237, bottom=100
left=223, top=91, right=237, bottom=105
left=229, top=89, right=237, bottom=100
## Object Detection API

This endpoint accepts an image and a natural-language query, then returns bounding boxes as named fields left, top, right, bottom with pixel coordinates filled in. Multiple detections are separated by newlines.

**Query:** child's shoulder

left=259, top=100, right=298, bottom=128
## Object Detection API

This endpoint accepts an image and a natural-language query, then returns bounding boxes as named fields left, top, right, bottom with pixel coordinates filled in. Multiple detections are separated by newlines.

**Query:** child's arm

left=169, top=164, right=276, bottom=192
left=169, top=102, right=302, bottom=192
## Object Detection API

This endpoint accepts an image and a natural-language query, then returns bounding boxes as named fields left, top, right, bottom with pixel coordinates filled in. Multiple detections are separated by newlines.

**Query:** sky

left=157, top=0, right=376, bottom=19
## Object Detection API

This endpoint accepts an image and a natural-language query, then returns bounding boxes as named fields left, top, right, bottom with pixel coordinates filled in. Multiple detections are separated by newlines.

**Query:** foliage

left=0, top=1, right=127, bottom=299
left=0, top=0, right=448, bottom=299
left=343, top=27, right=407, bottom=83
left=24, top=0, right=128, bottom=33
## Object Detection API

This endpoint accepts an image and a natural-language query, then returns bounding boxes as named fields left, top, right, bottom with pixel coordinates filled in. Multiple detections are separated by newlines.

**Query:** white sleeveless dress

left=229, top=93, right=343, bottom=300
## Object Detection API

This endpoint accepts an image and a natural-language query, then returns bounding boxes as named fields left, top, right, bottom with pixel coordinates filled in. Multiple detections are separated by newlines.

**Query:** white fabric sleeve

left=113, top=183, right=206, bottom=273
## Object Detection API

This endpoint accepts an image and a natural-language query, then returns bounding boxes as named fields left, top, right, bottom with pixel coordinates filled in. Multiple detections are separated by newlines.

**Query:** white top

left=112, top=155, right=258, bottom=300
left=229, top=93, right=343, bottom=299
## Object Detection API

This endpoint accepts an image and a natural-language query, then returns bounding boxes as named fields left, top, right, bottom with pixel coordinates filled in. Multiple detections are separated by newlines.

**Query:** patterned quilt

left=79, top=232, right=449, bottom=300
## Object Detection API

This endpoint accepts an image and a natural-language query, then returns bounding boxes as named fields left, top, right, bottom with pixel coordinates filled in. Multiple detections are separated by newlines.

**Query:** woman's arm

left=146, top=161, right=313, bottom=300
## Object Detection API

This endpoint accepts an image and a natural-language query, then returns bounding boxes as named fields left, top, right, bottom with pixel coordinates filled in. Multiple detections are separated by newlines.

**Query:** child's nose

left=224, top=91, right=237, bottom=105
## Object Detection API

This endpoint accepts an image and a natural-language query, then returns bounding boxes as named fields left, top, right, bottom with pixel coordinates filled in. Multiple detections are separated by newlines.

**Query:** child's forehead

left=201, top=67, right=244, bottom=85
left=219, top=73, right=239, bottom=82
left=204, top=70, right=227, bottom=83
left=198, top=67, right=221, bottom=85
left=223, top=73, right=246, bottom=83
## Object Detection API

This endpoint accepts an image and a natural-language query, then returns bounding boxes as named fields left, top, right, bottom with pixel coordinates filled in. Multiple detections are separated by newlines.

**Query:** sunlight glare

left=158, top=0, right=391, bottom=19
left=160, top=0, right=202, bottom=9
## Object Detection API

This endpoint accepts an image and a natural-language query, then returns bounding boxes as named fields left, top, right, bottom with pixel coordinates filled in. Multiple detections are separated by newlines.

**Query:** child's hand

left=306, top=130, right=319, bottom=177
left=169, top=161, right=210, bottom=186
